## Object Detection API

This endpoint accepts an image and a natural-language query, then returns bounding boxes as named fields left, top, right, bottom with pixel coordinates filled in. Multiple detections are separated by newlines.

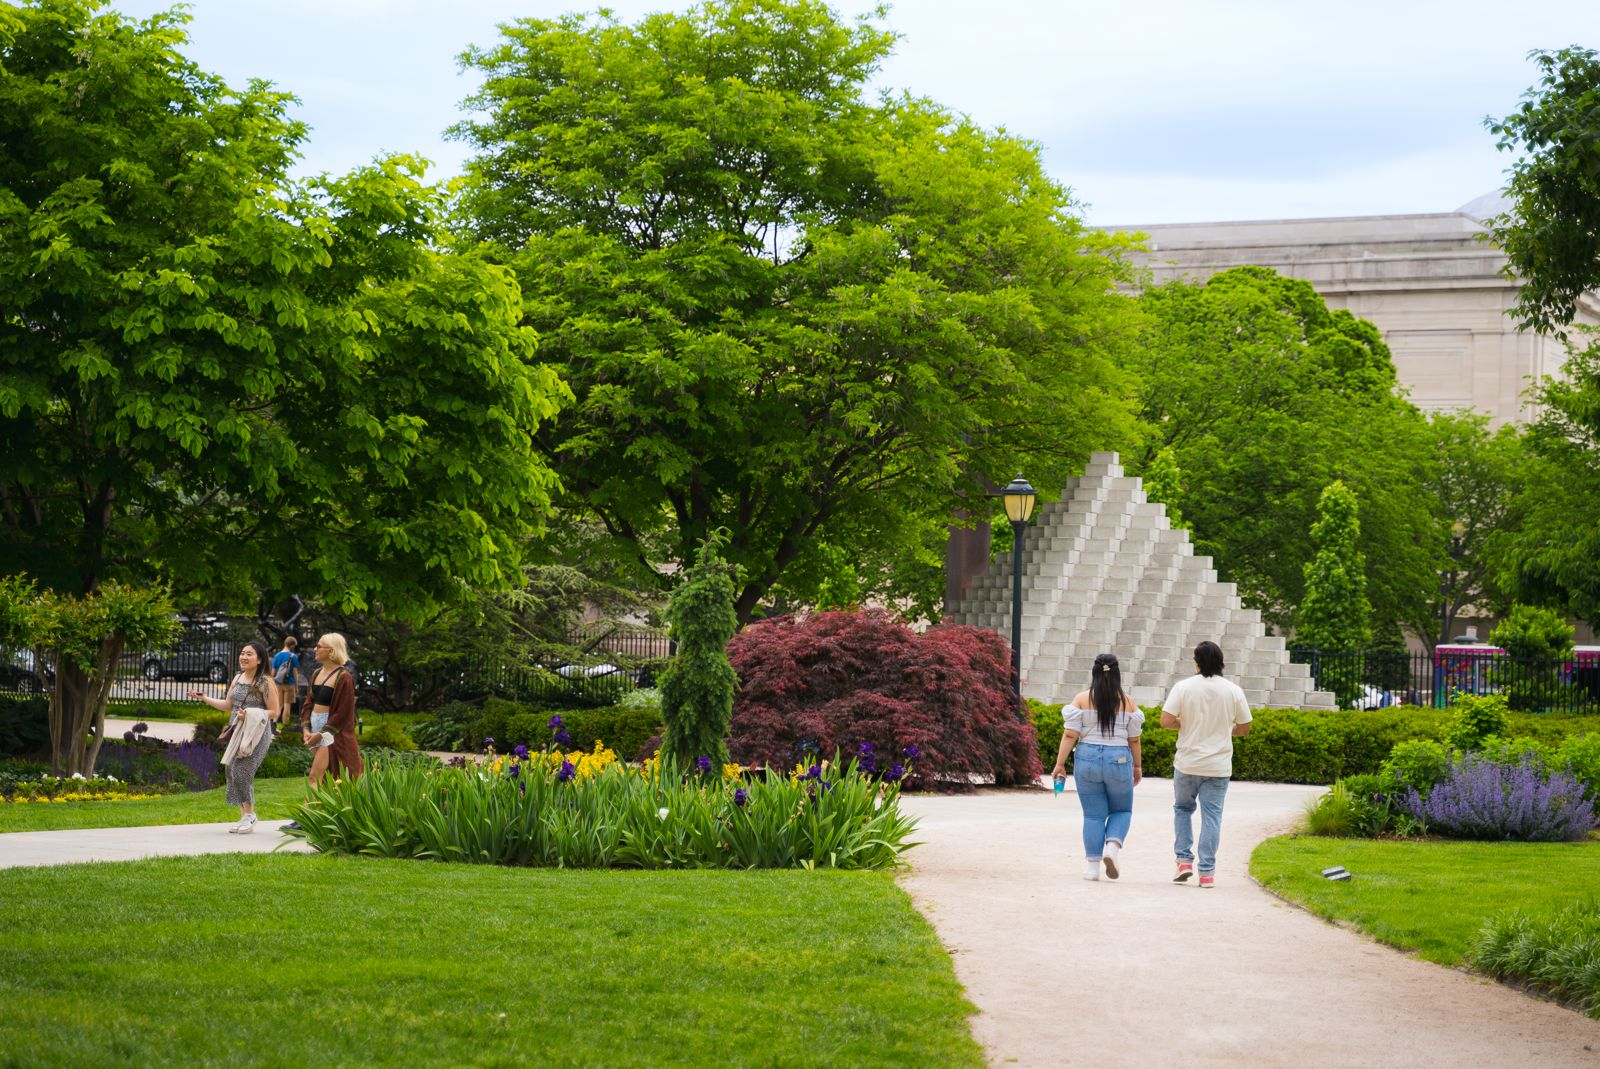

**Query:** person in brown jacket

left=304, top=632, right=363, bottom=785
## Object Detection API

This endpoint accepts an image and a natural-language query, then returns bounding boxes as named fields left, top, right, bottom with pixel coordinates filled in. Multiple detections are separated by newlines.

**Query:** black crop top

left=310, top=667, right=342, bottom=706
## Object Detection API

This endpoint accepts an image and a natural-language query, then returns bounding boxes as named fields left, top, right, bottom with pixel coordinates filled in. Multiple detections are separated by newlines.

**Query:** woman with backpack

left=189, top=640, right=278, bottom=834
left=304, top=632, right=363, bottom=786
left=1050, top=652, right=1145, bottom=881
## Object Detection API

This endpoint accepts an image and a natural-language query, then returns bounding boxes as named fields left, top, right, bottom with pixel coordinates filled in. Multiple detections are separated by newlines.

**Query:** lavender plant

left=1401, top=753, right=1596, bottom=842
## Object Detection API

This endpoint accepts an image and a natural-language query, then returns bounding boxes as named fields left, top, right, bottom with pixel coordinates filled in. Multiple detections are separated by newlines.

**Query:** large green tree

left=1486, top=46, right=1600, bottom=335
left=1491, top=340, right=1600, bottom=619
left=1128, top=266, right=1437, bottom=634
left=1480, top=47, right=1600, bottom=626
left=0, top=1, right=569, bottom=617
left=452, top=0, right=1142, bottom=622
left=1425, top=410, right=1525, bottom=645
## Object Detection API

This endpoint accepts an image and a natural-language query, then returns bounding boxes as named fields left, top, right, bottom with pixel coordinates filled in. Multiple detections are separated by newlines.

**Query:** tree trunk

left=48, top=634, right=124, bottom=777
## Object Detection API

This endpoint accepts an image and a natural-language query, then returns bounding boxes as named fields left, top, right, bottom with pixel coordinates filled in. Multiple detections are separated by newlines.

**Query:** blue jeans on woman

left=1173, top=771, right=1230, bottom=874
left=1074, top=743, right=1135, bottom=860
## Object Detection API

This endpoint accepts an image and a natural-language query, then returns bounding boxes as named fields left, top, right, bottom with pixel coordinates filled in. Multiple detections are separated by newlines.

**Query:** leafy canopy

left=0, top=0, right=568, bottom=616
left=452, top=0, right=1142, bottom=621
left=1129, top=266, right=1436, bottom=634
left=1486, top=46, right=1600, bottom=335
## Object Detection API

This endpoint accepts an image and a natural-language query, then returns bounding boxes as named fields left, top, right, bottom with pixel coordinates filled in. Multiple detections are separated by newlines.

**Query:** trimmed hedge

left=1028, top=700, right=1598, bottom=785
left=0, top=696, right=48, bottom=757
left=408, top=697, right=663, bottom=760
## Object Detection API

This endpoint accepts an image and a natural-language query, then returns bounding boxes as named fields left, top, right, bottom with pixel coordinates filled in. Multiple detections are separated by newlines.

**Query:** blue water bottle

left=1052, top=773, right=1066, bottom=795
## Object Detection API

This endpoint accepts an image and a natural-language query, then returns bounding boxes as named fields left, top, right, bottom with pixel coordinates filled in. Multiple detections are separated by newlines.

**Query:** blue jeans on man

left=1172, top=771, right=1230, bottom=874
left=1074, top=744, right=1135, bottom=859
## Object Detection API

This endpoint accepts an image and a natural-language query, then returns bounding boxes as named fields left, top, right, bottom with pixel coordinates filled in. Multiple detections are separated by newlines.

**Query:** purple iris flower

left=513, top=744, right=529, bottom=759
left=857, top=742, right=874, bottom=756
left=696, top=755, right=713, bottom=774
left=802, top=765, right=821, bottom=781
left=554, top=728, right=572, bottom=747
left=556, top=760, right=576, bottom=782
left=547, top=714, right=564, bottom=729
left=734, top=788, right=748, bottom=807
left=902, top=745, right=921, bottom=760
left=508, top=762, right=520, bottom=780
left=484, top=736, right=495, bottom=749
left=888, top=763, right=905, bottom=781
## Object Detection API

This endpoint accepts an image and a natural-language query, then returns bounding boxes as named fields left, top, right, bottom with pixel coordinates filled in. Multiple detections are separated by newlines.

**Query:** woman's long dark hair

left=1090, top=653, right=1128, bottom=737
left=242, top=640, right=272, bottom=682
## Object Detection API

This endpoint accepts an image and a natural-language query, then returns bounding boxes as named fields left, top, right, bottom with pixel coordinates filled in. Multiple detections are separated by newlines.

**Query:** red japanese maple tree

left=728, top=609, right=1041, bottom=788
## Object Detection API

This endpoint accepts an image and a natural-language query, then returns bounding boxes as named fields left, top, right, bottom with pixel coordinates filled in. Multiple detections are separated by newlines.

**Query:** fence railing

left=2, top=621, right=675, bottom=711
left=1289, top=646, right=1600, bottom=714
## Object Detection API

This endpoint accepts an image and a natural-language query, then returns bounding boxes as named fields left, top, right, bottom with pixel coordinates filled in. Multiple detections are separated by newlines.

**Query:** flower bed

left=0, top=773, right=180, bottom=804
left=288, top=751, right=917, bottom=869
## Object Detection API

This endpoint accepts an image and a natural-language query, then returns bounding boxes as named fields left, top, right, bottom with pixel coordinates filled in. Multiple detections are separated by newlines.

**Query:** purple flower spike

left=556, top=760, right=576, bottom=783
left=734, top=788, right=748, bottom=807
left=513, top=744, right=529, bottom=760
left=696, top=755, right=713, bottom=774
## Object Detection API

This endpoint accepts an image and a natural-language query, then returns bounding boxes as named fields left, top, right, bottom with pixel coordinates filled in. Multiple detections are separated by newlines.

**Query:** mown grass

left=1251, top=834, right=1600, bottom=965
left=0, top=854, right=983, bottom=1069
left=0, top=777, right=309, bottom=833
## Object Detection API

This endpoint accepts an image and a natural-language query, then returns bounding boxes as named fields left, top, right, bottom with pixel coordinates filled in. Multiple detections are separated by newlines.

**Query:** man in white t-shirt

left=1160, top=640, right=1253, bottom=888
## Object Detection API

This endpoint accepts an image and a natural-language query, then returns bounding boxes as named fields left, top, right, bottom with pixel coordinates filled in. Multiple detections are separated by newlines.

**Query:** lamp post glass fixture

left=1001, top=476, right=1037, bottom=710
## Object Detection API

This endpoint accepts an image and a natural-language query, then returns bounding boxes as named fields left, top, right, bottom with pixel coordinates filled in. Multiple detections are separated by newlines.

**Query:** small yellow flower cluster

left=488, top=742, right=620, bottom=781
left=4, top=790, right=162, bottom=805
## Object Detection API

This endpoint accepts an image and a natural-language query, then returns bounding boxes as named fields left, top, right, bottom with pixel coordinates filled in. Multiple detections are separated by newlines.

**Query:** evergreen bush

left=659, top=537, right=738, bottom=771
left=1295, top=480, right=1373, bottom=707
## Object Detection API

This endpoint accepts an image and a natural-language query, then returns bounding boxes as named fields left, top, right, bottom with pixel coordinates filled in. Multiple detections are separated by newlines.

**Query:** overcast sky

left=108, top=0, right=1595, bottom=226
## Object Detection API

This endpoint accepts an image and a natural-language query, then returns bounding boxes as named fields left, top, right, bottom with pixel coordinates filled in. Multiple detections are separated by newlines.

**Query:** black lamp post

left=1438, top=533, right=1464, bottom=645
left=1000, top=475, right=1037, bottom=711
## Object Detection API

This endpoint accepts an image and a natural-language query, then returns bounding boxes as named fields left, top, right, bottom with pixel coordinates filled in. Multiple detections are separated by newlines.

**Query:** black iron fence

left=2, top=620, right=676, bottom=712
left=1289, top=646, right=1600, bottom=714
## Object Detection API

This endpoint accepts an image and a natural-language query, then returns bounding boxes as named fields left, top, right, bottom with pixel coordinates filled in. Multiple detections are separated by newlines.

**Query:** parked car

left=1, top=648, right=51, bottom=694
left=141, top=626, right=234, bottom=683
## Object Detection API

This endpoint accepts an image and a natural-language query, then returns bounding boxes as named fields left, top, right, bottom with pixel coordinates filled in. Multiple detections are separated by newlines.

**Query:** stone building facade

left=1113, top=194, right=1600, bottom=427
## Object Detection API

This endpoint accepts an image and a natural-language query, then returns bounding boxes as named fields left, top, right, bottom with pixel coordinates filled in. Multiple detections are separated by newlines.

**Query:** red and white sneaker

left=1173, top=861, right=1194, bottom=883
left=1197, top=874, right=1216, bottom=889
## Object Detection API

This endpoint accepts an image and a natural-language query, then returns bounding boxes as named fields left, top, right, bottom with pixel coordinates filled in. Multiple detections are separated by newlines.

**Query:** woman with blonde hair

left=302, top=632, right=363, bottom=786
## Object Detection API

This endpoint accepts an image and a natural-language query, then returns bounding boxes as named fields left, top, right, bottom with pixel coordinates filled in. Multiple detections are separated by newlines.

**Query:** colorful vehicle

left=1433, top=643, right=1600, bottom=707
left=1432, top=643, right=1504, bottom=705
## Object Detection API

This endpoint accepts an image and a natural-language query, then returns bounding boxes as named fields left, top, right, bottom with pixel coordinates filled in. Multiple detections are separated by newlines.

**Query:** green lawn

left=0, top=855, right=983, bottom=1069
left=1251, top=834, right=1600, bottom=965
left=0, top=777, right=309, bottom=833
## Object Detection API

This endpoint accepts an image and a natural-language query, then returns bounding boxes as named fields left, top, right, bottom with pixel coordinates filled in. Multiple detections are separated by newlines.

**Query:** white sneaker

left=232, top=815, right=256, bottom=835
left=1083, top=861, right=1101, bottom=881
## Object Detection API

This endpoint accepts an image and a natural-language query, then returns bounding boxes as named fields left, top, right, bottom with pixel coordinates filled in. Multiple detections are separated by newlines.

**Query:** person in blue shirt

left=270, top=636, right=301, bottom=732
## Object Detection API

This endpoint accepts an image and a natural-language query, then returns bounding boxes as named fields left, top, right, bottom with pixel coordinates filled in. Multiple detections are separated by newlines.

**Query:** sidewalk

left=104, top=717, right=195, bottom=744
left=0, top=820, right=314, bottom=869
left=897, top=779, right=1600, bottom=1068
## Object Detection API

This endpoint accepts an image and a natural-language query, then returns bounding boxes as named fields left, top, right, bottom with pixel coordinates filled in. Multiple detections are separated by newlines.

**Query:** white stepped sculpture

left=947, top=452, right=1337, bottom=710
